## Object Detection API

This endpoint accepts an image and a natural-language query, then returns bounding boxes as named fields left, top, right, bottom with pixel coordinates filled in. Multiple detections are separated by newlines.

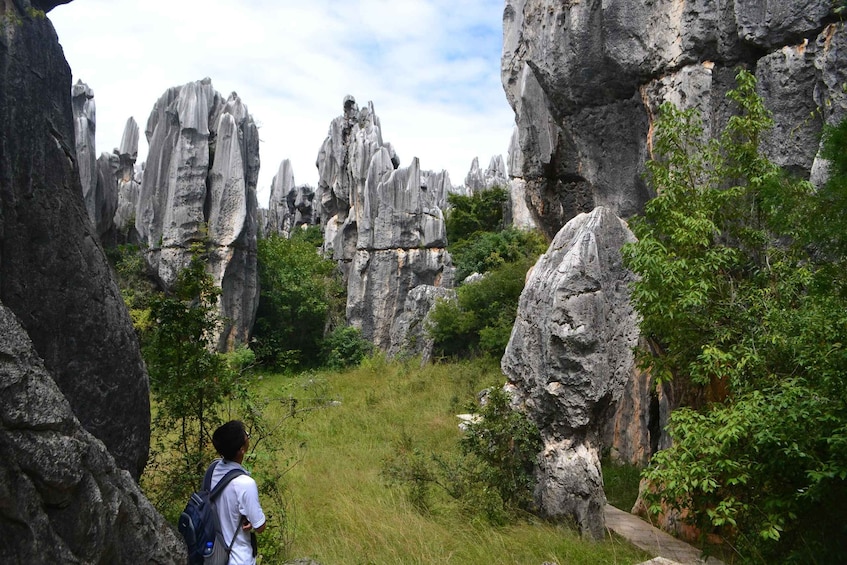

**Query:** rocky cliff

left=0, top=0, right=183, bottom=560
left=502, top=0, right=847, bottom=238
left=0, top=0, right=150, bottom=480
left=137, top=79, right=260, bottom=351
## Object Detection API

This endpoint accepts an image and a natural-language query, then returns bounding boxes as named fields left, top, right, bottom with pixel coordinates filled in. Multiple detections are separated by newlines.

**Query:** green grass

left=251, top=357, right=651, bottom=564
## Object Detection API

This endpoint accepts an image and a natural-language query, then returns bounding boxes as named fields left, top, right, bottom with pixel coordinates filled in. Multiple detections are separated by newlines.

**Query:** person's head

left=212, top=420, right=249, bottom=461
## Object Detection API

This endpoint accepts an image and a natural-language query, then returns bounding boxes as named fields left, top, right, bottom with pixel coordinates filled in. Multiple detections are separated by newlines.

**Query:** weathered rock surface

left=502, top=0, right=847, bottom=238
left=72, top=80, right=98, bottom=223
left=112, top=117, right=143, bottom=242
left=0, top=1, right=150, bottom=479
left=263, top=159, right=319, bottom=237
left=388, top=285, right=456, bottom=363
left=316, top=97, right=453, bottom=348
left=137, top=79, right=260, bottom=351
left=0, top=302, right=185, bottom=563
left=502, top=207, right=639, bottom=538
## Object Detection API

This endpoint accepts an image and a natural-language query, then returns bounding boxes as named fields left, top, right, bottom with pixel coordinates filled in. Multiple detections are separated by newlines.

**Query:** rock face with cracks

left=502, top=0, right=847, bottom=238
left=0, top=303, right=185, bottom=563
left=137, top=78, right=260, bottom=351
left=502, top=207, right=639, bottom=538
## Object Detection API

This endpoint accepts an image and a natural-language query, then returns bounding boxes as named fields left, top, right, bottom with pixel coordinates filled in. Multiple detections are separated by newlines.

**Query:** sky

left=49, top=0, right=516, bottom=208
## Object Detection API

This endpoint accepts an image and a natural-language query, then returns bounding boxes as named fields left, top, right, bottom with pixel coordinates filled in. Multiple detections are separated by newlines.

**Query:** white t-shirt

left=210, top=459, right=266, bottom=565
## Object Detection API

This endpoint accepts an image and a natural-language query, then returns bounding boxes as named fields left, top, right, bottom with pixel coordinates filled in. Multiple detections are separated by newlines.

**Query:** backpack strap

left=205, top=459, right=248, bottom=500
left=204, top=459, right=249, bottom=555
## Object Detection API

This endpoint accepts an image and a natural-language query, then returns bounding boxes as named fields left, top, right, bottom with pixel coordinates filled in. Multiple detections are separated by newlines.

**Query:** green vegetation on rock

left=623, top=70, right=847, bottom=562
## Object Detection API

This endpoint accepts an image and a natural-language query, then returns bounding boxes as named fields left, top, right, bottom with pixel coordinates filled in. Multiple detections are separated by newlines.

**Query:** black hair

left=212, top=420, right=247, bottom=461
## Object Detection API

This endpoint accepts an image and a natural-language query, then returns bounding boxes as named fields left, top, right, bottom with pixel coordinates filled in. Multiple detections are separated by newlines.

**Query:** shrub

left=429, top=258, right=534, bottom=358
left=624, top=70, right=847, bottom=561
left=321, top=325, right=373, bottom=369
left=450, top=227, right=547, bottom=282
left=253, top=231, right=344, bottom=371
left=445, top=187, right=509, bottom=244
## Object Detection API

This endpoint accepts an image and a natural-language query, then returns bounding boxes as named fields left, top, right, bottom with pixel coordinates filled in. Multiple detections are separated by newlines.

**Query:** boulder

left=502, top=206, right=639, bottom=538
left=0, top=0, right=150, bottom=479
left=501, top=0, right=847, bottom=238
left=0, top=302, right=185, bottom=563
left=137, top=79, right=260, bottom=351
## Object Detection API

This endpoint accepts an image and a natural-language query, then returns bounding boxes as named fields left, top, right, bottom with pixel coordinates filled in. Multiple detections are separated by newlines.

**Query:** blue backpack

left=178, top=460, right=246, bottom=565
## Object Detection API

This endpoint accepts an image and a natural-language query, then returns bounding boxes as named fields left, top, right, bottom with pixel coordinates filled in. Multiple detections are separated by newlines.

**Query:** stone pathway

left=605, top=505, right=725, bottom=565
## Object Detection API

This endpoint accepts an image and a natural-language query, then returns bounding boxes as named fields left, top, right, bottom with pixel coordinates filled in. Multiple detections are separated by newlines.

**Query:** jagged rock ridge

left=137, top=78, right=260, bottom=351
left=262, top=159, right=319, bottom=237
left=501, top=0, right=847, bottom=238
left=315, top=96, right=454, bottom=350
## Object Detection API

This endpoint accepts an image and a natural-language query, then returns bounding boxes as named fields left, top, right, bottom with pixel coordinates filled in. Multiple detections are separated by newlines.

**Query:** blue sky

left=49, top=0, right=516, bottom=207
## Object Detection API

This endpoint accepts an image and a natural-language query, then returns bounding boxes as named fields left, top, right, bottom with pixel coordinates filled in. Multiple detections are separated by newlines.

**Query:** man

left=210, top=420, right=266, bottom=565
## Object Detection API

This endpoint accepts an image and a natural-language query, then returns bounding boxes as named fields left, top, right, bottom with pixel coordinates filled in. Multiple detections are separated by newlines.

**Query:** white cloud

left=49, top=0, right=515, bottom=207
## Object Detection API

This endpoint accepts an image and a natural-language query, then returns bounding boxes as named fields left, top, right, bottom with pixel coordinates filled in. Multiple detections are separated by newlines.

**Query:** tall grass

left=253, top=356, right=650, bottom=564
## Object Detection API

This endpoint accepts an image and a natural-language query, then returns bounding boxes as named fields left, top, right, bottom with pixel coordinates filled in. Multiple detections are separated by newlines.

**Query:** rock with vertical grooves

left=316, top=97, right=454, bottom=348
left=137, top=80, right=259, bottom=351
left=112, top=117, right=142, bottom=242
left=502, top=206, right=639, bottom=539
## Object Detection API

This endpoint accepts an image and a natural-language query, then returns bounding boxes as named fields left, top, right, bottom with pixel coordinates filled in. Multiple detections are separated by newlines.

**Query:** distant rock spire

left=137, top=78, right=260, bottom=351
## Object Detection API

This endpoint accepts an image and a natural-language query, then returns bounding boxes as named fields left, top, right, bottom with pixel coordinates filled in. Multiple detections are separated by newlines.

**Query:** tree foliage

left=429, top=258, right=535, bottom=359
left=141, top=242, right=241, bottom=511
left=431, top=187, right=547, bottom=359
left=445, top=186, right=509, bottom=245
left=253, top=228, right=344, bottom=371
left=623, top=70, right=847, bottom=562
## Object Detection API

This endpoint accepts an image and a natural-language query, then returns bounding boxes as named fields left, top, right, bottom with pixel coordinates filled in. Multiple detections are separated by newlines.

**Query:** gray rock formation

left=388, top=284, right=455, bottom=363
left=72, top=80, right=97, bottom=222
left=464, top=155, right=509, bottom=194
left=0, top=0, right=150, bottom=480
left=0, top=302, right=185, bottom=563
left=72, top=81, right=122, bottom=243
left=263, top=159, right=319, bottom=237
left=112, top=117, right=143, bottom=242
left=502, top=206, right=639, bottom=538
left=501, top=0, right=847, bottom=238
left=137, top=79, right=260, bottom=351
left=316, top=97, right=453, bottom=349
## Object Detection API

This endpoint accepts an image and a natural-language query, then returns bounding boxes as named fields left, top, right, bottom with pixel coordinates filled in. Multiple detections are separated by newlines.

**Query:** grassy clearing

left=252, top=357, right=651, bottom=564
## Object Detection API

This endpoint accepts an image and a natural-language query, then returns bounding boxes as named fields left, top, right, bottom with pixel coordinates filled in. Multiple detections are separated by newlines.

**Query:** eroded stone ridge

left=502, top=206, right=639, bottom=538
left=502, top=0, right=846, bottom=238
left=137, top=79, right=260, bottom=351
left=263, top=159, right=319, bottom=237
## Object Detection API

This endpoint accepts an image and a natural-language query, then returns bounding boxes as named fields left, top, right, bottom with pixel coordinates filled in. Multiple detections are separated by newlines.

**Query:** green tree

left=446, top=186, right=509, bottom=245
left=142, top=242, right=239, bottom=512
left=253, top=228, right=344, bottom=371
left=623, top=70, right=847, bottom=562
left=429, top=258, right=535, bottom=358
